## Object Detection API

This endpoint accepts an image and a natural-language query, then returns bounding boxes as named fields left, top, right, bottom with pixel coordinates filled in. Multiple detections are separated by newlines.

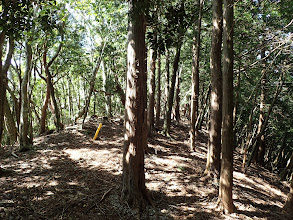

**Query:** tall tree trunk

left=283, top=173, right=293, bottom=216
left=174, top=65, right=182, bottom=122
left=0, top=33, right=14, bottom=143
left=148, top=38, right=157, bottom=133
left=44, top=49, right=63, bottom=131
left=190, top=0, right=203, bottom=151
left=205, top=0, right=222, bottom=175
left=163, top=44, right=182, bottom=136
left=4, top=96, right=17, bottom=144
left=40, top=42, right=63, bottom=133
left=164, top=49, right=170, bottom=113
left=254, top=47, right=266, bottom=165
left=81, top=42, right=106, bottom=123
left=155, top=51, right=161, bottom=128
left=40, top=83, right=50, bottom=134
left=19, top=42, right=33, bottom=151
left=102, top=61, right=112, bottom=117
left=122, top=0, right=150, bottom=208
left=219, top=0, right=234, bottom=213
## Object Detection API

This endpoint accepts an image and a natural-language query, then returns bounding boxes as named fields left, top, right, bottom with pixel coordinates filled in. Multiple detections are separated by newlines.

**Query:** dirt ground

left=0, top=116, right=292, bottom=219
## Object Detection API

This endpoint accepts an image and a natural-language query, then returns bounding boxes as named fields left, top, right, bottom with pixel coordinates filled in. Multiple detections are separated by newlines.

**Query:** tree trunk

left=190, top=0, right=203, bottom=151
left=102, top=61, right=112, bottom=117
left=164, top=49, right=170, bottom=114
left=0, top=33, right=14, bottom=143
left=254, top=47, right=266, bottom=165
left=174, top=65, right=182, bottom=121
left=219, top=0, right=234, bottom=213
left=163, top=44, right=182, bottom=136
left=4, top=96, right=17, bottom=144
left=155, top=51, right=161, bottom=128
left=81, top=42, right=106, bottom=123
left=148, top=39, right=157, bottom=133
left=205, top=0, right=222, bottom=175
left=19, top=42, right=33, bottom=151
left=122, top=0, right=150, bottom=209
left=40, top=83, right=50, bottom=134
left=283, top=173, right=293, bottom=216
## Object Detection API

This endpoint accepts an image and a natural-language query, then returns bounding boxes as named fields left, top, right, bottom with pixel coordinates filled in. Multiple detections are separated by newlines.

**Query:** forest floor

left=0, top=116, right=292, bottom=220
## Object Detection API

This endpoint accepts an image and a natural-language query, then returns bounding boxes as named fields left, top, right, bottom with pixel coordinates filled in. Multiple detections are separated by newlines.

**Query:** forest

left=0, top=0, right=292, bottom=219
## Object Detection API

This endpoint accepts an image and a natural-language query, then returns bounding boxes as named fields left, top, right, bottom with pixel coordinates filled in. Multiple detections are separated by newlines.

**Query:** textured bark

left=155, top=51, right=161, bottom=128
left=164, top=49, right=170, bottom=115
left=174, top=65, right=181, bottom=121
left=283, top=173, right=293, bottom=216
left=163, top=44, right=182, bottom=135
left=19, top=42, right=33, bottom=151
left=148, top=42, right=157, bottom=133
left=190, top=0, right=203, bottom=151
left=4, top=96, right=17, bottom=144
left=40, top=83, right=50, bottom=134
left=0, top=33, right=14, bottom=143
left=219, top=0, right=234, bottom=213
left=122, top=0, right=150, bottom=208
left=205, top=0, right=222, bottom=174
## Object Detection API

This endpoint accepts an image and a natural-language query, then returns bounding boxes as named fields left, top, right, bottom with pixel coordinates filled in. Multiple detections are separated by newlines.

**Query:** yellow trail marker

left=93, top=123, right=102, bottom=140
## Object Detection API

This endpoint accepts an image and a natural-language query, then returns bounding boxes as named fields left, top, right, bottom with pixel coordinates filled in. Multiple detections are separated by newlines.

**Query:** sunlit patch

left=48, top=180, right=58, bottom=186
left=63, top=148, right=122, bottom=175
left=45, top=191, right=54, bottom=196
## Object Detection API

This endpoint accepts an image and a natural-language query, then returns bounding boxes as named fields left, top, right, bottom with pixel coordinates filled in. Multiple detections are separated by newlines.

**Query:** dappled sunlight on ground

left=0, top=118, right=291, bottom=219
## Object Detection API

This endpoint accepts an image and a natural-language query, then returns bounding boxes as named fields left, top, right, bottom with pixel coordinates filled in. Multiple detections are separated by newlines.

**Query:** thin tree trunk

left=163, top=44, right=182, bottom=136
left=148, top=39, right=157, bottom=133
left=190, top=0, right=203, bottom=151
left=219, top=0, right=234, bottom=213
left=155, top=51, right=161, bottom=128
left=174, top=65, right=182, bottom=121
left=0, top=33, right=14, bottom=143
left=205, top=0, right=222, bottom=175
left=81, top=42, right=106, bottom=124
left=280, top=152, right=293, bottom=181
left=254, top=47, right=266, bottom=165
left=164, top=49, right=170, bottom=112
left=246, top=71, right=284, bottom=167
left=19, top=42, right=33, bottom=151
left=102, top=61, right=112, bottom=117
left=122, top=0, right=150, bottom=208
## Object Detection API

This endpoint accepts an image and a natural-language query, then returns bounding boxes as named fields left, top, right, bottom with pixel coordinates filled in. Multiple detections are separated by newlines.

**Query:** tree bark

left=164, top=49, right=170, bottom=115
left=163, top=44, right=182, bottom=136
left=254, top=46, right=266, bottom=165
left=19, top=42, right=33, bottom=151
left=190, top=0, right=203, bottom=151
left=219, top=0, right=234, bottom=213
left=4, top=96, right=17, bottom=144
left=205, top=0, right=222, bottom=174
left=155, top=51, right=161, bottom=128
left=283, top=173, right=293, bottom=216
left=174, top=65, right=182, bottom=121
left=122, top=0, right=150, bottom=208
left=40, top=82, right=50, bottom=134
left=148, top=38, right=157, bottom=133
left=102, top=61, right=112, bottom=117
left=43, top=43, right=63, bottom=131
left=0, top=33, right=14, bottom=143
